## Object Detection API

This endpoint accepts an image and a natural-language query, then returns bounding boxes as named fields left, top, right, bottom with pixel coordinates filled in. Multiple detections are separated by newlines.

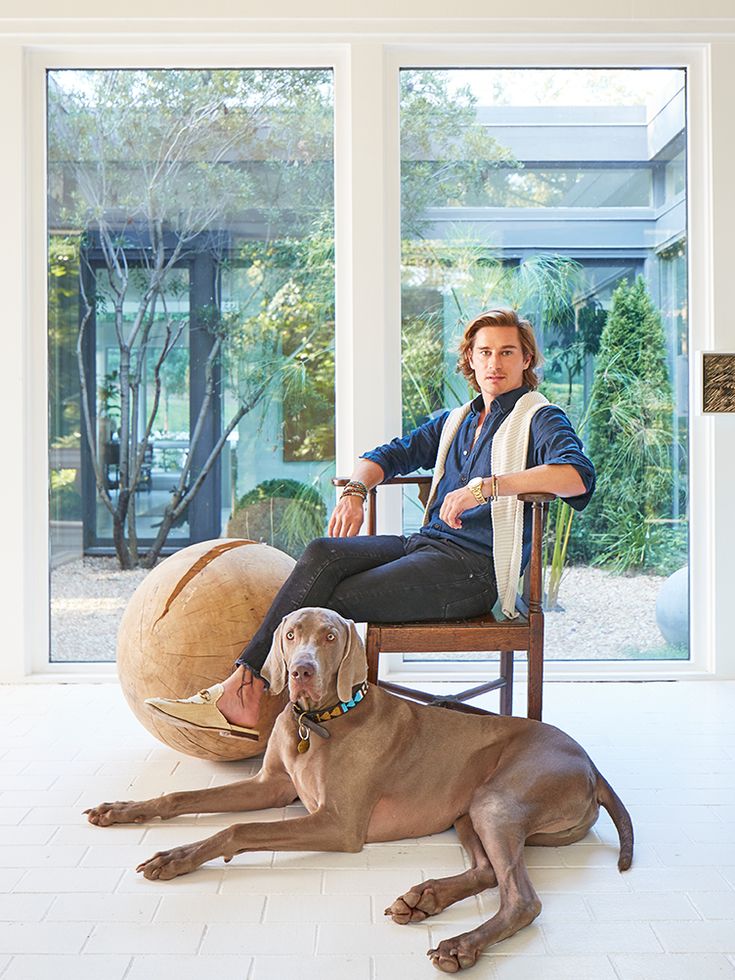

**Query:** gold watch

left=467, top=476, right=487, bottom=505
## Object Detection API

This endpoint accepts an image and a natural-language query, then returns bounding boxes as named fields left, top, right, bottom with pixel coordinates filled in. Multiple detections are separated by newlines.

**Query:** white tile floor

left=0, top=678, right=734, bottom=979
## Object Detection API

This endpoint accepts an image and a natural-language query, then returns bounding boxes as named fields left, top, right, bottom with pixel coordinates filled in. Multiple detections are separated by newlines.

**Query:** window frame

left=14, top=37, right=717, bottom=682
left=28, top=46, right=351, bottom=678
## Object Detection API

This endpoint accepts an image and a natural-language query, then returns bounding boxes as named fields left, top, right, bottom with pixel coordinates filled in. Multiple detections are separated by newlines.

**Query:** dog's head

left=260, top=607, right=366, bottom=710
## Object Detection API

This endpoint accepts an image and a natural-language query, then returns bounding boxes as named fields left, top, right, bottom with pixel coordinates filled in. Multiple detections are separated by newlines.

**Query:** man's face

left=467, top=325, right=532, bottom=401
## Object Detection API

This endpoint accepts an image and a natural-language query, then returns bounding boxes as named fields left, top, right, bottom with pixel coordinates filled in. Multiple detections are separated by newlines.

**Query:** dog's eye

left=326, top=632, right=336, bottom=641
left=286, top=630, right=295, bottom=640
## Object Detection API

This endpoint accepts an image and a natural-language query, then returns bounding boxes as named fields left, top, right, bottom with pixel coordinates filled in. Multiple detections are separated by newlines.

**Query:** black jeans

left=235, top=533, right=497, bottom=674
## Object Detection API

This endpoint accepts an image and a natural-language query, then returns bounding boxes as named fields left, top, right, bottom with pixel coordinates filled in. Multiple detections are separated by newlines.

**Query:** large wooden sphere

left=117, top=538, right=295, bottom=761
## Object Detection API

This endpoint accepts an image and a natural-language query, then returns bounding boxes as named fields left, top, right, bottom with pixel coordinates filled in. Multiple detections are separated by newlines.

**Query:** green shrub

left=231, top=478, right=327, bottom=558
left=235, top=478, right=323, bottom=510
left=582, top=276, right=676, bottom=572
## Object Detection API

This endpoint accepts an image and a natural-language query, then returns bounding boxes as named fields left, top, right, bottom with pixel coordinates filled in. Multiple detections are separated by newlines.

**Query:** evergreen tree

left=583, top=276, right=674, bottom=571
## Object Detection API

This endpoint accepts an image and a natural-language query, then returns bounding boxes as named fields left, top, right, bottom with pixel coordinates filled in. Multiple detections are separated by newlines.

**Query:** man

left=146, top=308, right=594, bottom=739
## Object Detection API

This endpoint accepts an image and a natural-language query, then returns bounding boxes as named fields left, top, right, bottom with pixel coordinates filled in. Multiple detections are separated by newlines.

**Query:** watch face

left=469, top=477, right=485, bottom=502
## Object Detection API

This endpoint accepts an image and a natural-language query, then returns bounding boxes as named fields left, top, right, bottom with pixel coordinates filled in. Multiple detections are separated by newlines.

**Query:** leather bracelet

left=341, top=489, right=366, bottom=504
left=345, top=479, right=368, bottom=495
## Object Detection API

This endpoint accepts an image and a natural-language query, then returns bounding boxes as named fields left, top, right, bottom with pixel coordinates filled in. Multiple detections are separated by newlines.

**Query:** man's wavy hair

left=457, top=308, right=543, bottom=392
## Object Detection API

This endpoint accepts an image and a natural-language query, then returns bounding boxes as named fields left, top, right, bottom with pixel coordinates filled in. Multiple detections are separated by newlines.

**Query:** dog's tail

left=596, top=771, right=634, bottom=872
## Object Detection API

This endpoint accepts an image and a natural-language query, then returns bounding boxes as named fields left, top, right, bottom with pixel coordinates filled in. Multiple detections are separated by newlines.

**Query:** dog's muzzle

left=288, top=656, right=321, bottom=705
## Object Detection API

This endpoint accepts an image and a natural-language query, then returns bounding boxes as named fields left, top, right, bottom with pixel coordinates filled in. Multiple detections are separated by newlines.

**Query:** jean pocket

left=442, top=588, right=493, bottom=620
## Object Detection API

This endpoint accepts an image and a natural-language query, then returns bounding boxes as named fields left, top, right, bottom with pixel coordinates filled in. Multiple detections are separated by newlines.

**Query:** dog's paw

left=385, top=880, right=442, bottom=924
left=83, top=801, right=150, bottom=826
left=427, top=934, right=480, bottom=973
left=136, top=844, right=202, bottom=880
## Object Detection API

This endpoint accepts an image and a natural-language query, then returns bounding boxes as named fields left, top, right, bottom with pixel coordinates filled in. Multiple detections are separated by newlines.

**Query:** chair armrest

left=333, top=476, right=432, bottom=489
left=332, top=483, right=556, bottom=537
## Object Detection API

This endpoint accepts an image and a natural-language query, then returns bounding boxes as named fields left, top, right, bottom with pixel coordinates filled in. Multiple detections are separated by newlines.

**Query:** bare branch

left=172, top=384, right=267, bottom=519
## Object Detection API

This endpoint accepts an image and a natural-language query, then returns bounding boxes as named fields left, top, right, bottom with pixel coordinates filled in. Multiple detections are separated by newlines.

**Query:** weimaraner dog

left=86, top=607, right=633, bottom=973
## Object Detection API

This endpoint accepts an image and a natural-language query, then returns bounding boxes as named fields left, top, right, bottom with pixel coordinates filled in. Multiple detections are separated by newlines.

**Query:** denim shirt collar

left=469, top=384, right=531, bottom=419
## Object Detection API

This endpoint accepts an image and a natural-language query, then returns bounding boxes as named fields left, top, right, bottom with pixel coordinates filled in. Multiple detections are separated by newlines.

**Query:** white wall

left=2, top=0, right=735, bottom=20
left=2, top=1, right=734, bottom=681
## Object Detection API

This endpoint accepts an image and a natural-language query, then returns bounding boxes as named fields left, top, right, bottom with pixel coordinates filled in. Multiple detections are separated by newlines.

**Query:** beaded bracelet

left=344, top=480, right=368, bottom=495
left=342, top=480, right=368, bottom=498
left=341, top=489, right=366, bottom=504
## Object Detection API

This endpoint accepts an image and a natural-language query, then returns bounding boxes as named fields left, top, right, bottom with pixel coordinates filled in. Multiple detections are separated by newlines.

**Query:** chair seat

left=371, top=613, right=503, bottom=627
left=367, top=615, right=531, bottom=654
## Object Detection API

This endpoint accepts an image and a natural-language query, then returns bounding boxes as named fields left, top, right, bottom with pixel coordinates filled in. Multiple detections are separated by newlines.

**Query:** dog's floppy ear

left=336, top=619, right=367, bottom=704
left=260, top=619, right=288, bottom=695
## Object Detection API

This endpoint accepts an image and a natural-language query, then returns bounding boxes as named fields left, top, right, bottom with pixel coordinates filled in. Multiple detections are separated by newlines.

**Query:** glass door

left=398, top=67, right=689, bottom=664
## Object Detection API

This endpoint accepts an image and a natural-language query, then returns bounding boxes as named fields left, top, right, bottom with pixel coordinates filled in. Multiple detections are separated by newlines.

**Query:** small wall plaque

left=702, top=353, right=735, bottom=413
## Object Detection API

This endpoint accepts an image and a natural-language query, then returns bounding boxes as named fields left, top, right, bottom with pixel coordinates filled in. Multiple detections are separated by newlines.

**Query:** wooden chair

left=332, top=477, right=555, bottom=720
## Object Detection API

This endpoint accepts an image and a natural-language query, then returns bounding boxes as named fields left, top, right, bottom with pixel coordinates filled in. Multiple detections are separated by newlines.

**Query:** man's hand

left=438, top=487, right=480, bottom=530
left=328, top=494, right=365, bottom=537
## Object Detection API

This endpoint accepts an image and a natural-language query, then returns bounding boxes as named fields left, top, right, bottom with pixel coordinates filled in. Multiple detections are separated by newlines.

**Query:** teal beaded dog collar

left=292, top=682, right=369, bottom=753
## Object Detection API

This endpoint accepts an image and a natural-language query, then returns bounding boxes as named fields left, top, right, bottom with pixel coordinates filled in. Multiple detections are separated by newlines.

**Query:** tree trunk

left=128, top=490, right=139, bottom=565
left=112, top=509, right=133, bottom=570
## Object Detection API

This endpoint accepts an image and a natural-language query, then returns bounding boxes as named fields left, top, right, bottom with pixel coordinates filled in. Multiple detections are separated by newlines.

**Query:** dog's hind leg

left=427, top=794, right=541, bottom=973
left=385, top=814, right=497, bottom=925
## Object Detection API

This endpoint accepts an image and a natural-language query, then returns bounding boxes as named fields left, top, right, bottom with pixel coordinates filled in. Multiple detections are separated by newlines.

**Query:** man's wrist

left=339, top=490, right=365, bottom=507
left=482, top=476, right=500, bottom=500
left=468, top=475, right=501, bottom=504
left=346, top=479, right=368, bottom=495
left=341, top=479, right=368, bottom=505
left=341, top=490, right=366, bottom=503
left=467, top=476, right=487, bottom=505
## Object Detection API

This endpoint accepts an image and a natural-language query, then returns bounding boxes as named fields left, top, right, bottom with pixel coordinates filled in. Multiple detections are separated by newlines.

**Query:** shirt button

left=459, top=475, right=467, bottom=484
left=463, top=450, right=468, bottom=455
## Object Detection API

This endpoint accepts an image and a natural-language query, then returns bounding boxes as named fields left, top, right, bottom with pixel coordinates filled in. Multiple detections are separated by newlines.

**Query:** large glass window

left=399, top=67, right=689, bottom=663
left=47, top=68, right=335, bottom=662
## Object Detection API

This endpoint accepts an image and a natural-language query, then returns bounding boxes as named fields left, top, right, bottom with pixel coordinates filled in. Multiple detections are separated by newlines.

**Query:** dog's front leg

left=85, top=769, right=296, bottom=827
left=136, top=808, right=365, bottom=881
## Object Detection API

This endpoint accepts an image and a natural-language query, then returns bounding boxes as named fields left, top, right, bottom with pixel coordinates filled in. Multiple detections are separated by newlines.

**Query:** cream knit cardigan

left=421, top=391, right=551, bottom=619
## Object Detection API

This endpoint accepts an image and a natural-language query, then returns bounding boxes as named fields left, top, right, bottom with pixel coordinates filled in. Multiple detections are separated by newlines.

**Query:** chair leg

left=499, top=651, right=513, bottom=716
left=527, top=613, right=543, bottom=721
left=365, top=627, right=380, bottom=686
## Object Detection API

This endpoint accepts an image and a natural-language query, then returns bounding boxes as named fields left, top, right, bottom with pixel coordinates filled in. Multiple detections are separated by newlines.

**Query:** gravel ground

left=543, top=565, right=672, bottom=660
left=50, top=556, right=677, bottom=664
left=51, top=558, right=150, bottom=664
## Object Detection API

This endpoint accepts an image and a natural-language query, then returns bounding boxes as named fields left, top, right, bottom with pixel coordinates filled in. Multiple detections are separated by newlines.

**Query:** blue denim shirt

left=361, top=385, right=595, bottom=569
